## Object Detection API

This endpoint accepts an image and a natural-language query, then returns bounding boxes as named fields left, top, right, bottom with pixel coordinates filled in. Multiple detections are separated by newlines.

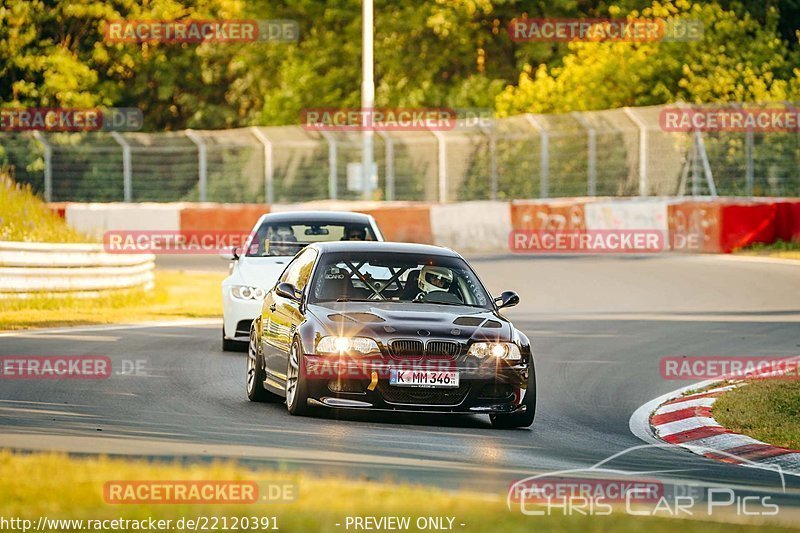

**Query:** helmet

left=418, top=265, right=453, bottom=293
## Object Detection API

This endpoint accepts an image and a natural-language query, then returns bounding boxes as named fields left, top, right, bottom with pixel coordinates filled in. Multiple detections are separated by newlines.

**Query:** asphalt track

left=2, top=254, right=800, bottom=519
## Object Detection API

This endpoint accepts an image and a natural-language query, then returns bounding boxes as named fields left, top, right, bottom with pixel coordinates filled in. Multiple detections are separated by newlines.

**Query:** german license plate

left=389, top=369, right=459, bottom=388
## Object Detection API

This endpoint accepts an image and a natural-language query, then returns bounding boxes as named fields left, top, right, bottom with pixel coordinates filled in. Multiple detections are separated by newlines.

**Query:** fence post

left=376, top=131, right=394, bottom=201
left=745, top=130, right=754, bottom=197
left=623, top=107, right=648, bottom=197
left=478, top=122, right=498, bottom=200
left=319, top=131, right=337, bottom=200
left=110, top=131, right=132, bottom=202
left=524, top=114, right=548, bottom=198
left=571, top=112, right=596, bottom=196
left=31, top=131, right=53, bottom=202
left=429, top=130, right=447, bottom=203
left=185, top=130, right=207, bottom=202
left=250, top=127, right=274, bottom=204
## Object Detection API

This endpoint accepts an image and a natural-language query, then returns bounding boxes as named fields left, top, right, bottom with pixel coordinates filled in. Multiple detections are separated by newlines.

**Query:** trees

left=0, top=0, right=797, bottom=129
left=495, top=1, right=800, bottom=115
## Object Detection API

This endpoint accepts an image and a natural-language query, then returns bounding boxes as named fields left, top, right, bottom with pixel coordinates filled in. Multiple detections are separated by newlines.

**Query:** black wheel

left=490, top=363, right=536, bottom=429
left=246, top=325, right=281, bottom=402
left=285, top=337, right=312, bottom=416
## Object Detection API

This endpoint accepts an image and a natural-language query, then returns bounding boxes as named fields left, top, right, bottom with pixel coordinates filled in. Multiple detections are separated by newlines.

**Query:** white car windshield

left=246, top=221, right=377, bottom=257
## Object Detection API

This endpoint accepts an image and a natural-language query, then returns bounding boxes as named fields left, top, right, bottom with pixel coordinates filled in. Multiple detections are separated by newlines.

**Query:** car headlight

left=230, top=285, right=266, bottom=300
left=317, top=336, right=380, bottom=356
left=468, top=342, right=522, bottom=361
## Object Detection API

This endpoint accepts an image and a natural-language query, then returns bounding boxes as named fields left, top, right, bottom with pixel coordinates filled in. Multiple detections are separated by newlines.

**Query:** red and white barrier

left=50, top=197, right=800, bottom=254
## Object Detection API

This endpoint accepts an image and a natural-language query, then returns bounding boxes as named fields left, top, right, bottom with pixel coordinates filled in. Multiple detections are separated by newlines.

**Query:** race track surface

left=2, top=254, right=800, bottom=510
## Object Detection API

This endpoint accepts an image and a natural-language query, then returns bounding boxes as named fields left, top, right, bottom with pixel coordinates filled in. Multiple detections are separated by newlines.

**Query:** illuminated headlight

left=231, top=285, right=266, bottom=300
left=468, top=342, right=522, bottom=361
left=317, top=336, right=380, bottom=356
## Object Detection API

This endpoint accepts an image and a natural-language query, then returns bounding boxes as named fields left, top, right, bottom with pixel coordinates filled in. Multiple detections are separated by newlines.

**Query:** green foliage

left=496, top=1, right=800, bottom=115
left=1, top=0, right=798, bottom=129
left=0, top=171, right=90, bottom=242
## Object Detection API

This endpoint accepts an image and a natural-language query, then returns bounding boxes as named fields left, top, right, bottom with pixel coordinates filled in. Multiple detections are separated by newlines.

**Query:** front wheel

left=285, top=338, right=312, bottom=416
left=247, top=326, right=281, bottom=403
left=490, top=364, right=536, bottom=429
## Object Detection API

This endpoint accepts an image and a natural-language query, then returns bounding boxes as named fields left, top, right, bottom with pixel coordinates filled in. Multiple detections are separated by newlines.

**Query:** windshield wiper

left=334, top=297, right=374, bottom=302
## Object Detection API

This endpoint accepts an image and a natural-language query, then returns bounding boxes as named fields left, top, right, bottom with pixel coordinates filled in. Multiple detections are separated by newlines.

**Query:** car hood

left=235, top=257, right=290, bottom=287
left=306, top=302, right=512, bottom=343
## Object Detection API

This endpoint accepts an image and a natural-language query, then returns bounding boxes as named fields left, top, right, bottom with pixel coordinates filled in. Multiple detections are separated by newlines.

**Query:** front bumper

left=302, top=355, right=530, bottom=413
left=222, top=295, right=263, bottom=341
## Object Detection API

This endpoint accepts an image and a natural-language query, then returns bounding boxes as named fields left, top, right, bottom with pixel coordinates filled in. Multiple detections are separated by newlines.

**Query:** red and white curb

left=630, top=377, right=800, bottom=476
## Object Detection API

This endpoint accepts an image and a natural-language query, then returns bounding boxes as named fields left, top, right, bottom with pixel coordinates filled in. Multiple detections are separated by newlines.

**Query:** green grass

left=714, top=380, right=800, bottom=450
left=0, top=172, right=90, bottom=243
left=738, top=240, right=800, bottom=260
left=0, top=451, right=792, bottom=532
left=0, top=270, right=224, bottom=330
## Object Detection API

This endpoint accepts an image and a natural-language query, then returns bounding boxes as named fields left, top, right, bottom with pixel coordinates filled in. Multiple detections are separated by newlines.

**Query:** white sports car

left=221, top=211, right=384, bottom=350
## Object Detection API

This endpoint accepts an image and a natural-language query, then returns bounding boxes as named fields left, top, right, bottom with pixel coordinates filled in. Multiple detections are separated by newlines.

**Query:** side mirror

left=220, top=246, right=240, bottom=261
left=276, top=282, right=301, bottom=303
left=495, top=290, right=520, bottom=309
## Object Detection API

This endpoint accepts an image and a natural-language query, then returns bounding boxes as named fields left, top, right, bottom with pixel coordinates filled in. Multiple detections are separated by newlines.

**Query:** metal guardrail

left=0, top=241, right=155, bottom=297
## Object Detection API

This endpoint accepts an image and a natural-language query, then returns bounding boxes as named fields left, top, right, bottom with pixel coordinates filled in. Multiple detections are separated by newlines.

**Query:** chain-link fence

left=2, top=103, right=798, bottom=203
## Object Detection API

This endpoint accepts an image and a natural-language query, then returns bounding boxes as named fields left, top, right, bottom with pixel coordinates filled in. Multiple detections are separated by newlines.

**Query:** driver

left=267, top=225, right=297, bottom=256
left=418, top=265, right=453, bottom=294
left=342, top=225, right=367, bottom=241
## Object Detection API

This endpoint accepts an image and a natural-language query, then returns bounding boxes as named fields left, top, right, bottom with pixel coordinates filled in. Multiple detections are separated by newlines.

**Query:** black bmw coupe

left=246, top=241, right=535, bottom=429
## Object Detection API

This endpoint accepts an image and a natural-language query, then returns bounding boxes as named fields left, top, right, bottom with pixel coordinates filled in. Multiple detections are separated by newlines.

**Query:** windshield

left=246, top=221, right=377, bottom=257
left=309, top=252, right=492, bottom=309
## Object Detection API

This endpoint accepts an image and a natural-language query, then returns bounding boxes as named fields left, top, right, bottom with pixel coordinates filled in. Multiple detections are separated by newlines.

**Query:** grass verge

left=0, top=270, right=224, bottom=330
left=0, top=451, right=791, bottom=532
left=0, top=173, right=90, bottom=243
left=737, top=240, right=800, bottom=261
left=713, top=379, right=800, bottom=450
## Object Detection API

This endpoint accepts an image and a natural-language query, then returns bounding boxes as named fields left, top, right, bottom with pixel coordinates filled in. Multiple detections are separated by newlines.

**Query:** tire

left=246, top=325, right=281, bottom=402
left=285, top=337, right=312, bottom=416
left=490, top=363, right=536, bottom=429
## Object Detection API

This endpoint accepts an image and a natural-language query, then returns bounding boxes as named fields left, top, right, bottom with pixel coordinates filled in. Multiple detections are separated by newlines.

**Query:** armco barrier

left=0, top=241, right=155, bottom=297
left=65, top=203, right=182, bottom=239
left=718, top=202, right=778, bottom=253
left=510, top=198, right=592, bottom=231
left=667, top=201, right=722, bottom=252
left=430, top=201, right=511, bottom=252
left=775, top=201, right=800, bottom=243
left=272, top=201, right=434, bottom=243
left=180, top=203, right=271, bottom=234
left=48, top=198, right=800, bottom=255
left=584, top=199, right=671, bottom=233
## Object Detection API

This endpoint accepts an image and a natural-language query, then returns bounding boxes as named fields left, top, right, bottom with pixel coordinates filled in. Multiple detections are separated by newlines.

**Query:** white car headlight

left=468, top=342, right=521, bottom=361
left=231, top=285, right=266, bottom=300
left=317, top=336, right=380, bottom=356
